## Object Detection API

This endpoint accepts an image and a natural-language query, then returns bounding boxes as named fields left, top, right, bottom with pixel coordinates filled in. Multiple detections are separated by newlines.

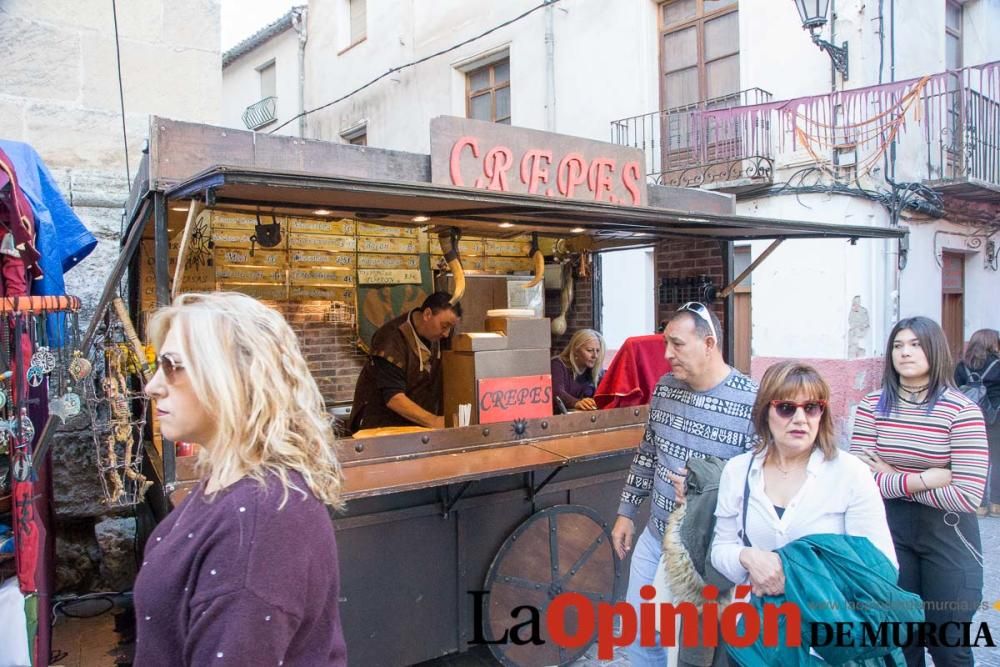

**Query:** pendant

left=68, top=351, right=93, bottom=381
left=27, top=364, right=45, bottom=387
left=63, top=391, right=82, bottom=417
left=0, top=385, right=6, bottom=410
left=19, top=409, right=35, bottom=442
left=48, top=395, right=69, bottom=423
left=31, top=346, right=57, bottom=374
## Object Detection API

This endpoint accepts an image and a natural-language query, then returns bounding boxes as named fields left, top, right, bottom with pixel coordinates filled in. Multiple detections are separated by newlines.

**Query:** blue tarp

left=0, top=140, right=97, bottom=294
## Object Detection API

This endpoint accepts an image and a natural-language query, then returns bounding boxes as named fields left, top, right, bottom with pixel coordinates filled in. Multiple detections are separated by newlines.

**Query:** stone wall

left=0, top=0, right=222, bottom=591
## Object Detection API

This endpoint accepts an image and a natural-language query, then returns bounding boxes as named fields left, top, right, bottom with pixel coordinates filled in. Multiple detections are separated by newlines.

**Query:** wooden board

left=485, top=256, right=534, bottom=273
left=356, top=236, right=421, bottom=254
left=357, top=222, right=419, bottom=238
left=291, top=250, right=356, bottom=269
left=217, top=282, right=289, bottom=301
left=289, top=232, right=357, bottom=252
left=214, top=247, right=287, bottom=268
left=485, top=239, right=532, bottom=257
left=357, top=268, right=423, bottom=285
left=358, top=254, right=421, bottom=269
left=289, top=284, right=355, bottom=301
left=289, top=267, right=355, bottom=286
left=215, top=266, right=286, bottom=283
left=288, top=216, right=356, bottom=235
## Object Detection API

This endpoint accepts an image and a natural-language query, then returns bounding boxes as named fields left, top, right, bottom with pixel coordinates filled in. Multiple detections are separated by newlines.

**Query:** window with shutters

left=349, top=0, right=366, bottom=45
left=659, top=0, right=740, bottom=162
left=466, top=59, right=511, bottom=125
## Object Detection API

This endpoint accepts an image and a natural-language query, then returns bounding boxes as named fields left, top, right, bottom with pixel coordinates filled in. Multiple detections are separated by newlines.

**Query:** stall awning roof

left=166, top=166, right=906, bottom=242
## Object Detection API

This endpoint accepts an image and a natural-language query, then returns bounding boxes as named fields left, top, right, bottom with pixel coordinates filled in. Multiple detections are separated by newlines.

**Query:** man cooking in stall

left=349, top=291, right=462, bottom=432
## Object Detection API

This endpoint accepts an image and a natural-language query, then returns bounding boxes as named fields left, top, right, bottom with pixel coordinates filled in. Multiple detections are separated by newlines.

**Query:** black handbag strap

left=738, top=456, right=754, bottom=548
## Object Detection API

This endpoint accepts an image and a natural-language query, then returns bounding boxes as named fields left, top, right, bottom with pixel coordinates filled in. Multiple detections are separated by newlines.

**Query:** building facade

left=1, top=0, right=222, bottom=590
left=221, top=0, right=999, bottom=436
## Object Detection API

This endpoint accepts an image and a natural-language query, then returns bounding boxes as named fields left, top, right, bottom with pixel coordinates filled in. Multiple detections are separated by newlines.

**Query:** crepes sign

left=477, top=374, right=553, bottom=424
left=431, top=116, right=647, bottom=206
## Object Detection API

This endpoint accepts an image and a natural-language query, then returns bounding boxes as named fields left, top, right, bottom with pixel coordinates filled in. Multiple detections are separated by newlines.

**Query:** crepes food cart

left=87, top=115, right=904, bottom=666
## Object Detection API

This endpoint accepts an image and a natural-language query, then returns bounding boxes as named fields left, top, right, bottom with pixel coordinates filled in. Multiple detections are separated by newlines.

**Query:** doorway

left=941, top=250, right=965, bottom=360
left=732, top=245, right=752, bottom=373
left=599, top=247, right=656, bottom=363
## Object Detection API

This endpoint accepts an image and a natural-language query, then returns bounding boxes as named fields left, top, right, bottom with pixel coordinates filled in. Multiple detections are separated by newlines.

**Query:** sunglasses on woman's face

left=770, top=400, right=827, bottom=419
left=158, top=353, right=186, bottom=384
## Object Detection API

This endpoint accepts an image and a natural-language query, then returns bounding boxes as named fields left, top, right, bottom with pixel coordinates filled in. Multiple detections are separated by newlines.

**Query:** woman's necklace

left=900, top=382, right=929, bottom=401
left=770, top=457, right=806, bottom=478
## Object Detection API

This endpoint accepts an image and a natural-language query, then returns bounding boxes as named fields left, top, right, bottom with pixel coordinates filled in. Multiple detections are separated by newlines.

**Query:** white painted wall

left=222, top=27, right=302, bottom=135
left=302, top=0, right=659, bottom=149
left=218, top=0, right=1000, bottom=354
left=600, top=247, right=656, bottom=352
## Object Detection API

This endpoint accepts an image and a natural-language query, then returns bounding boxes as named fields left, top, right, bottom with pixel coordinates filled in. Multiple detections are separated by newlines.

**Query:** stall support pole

left=152, top=192, right=176, bottom=488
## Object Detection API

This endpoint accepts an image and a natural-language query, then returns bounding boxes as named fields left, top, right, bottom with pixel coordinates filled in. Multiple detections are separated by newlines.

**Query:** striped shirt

left=849, top=387, right=988, bottom=513
left=617, top=368, right=758, bottom=539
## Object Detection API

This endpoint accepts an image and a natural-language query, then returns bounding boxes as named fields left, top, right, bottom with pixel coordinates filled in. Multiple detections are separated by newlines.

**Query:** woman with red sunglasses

left=851, top=317, right=987, bottom=667
left=712, top=361, right=896, bottom=598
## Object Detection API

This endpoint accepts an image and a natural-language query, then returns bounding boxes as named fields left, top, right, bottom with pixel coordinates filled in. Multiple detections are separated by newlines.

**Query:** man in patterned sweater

left=611, top=303, right=758, bottom=666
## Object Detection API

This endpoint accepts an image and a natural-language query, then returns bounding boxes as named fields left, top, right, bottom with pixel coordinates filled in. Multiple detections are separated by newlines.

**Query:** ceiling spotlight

left=412, top=215, right=431, bottom=223
left=170, top=206, right=188, bottom=212
left=313, top=209, right=333, bottom=216
left=571, top=227, right=585, bottom=233
left=498, top=222, right=514, bottom=228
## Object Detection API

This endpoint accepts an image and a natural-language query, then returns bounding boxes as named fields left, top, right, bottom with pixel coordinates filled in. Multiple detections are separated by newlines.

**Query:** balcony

left=241, top=96, right=278, bottom=131
left=610, top=88, right=775, bottom=193
left=613, top=61, right=1000, bottom=208
left=923, top=68, right=1000, bottom=202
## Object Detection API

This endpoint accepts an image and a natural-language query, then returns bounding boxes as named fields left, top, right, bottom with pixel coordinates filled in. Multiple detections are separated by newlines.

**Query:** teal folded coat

left=727, top=533, right=923, bottom=666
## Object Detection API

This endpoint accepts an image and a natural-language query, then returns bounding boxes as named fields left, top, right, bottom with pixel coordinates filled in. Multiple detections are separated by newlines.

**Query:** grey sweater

left=618, top=368, right=758, bottom=539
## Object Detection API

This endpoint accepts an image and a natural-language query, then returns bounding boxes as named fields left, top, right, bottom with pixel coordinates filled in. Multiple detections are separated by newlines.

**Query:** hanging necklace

left=900, top=382, right=929, bottom=401
left=770, top=456, right=806, bottom=478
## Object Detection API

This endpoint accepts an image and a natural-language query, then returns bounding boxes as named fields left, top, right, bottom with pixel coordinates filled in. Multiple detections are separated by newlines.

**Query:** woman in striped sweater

left=851, top=316, right=988, bottom=667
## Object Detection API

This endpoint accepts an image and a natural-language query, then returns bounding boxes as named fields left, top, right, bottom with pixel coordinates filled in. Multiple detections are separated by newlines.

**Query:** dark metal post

left=152, top=192, right=176, bottom=487
left=721, top=240, right=735, bottom=366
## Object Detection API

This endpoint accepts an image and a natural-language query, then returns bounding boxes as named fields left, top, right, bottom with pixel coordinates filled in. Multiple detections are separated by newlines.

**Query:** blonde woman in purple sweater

left=134, top=292, right=347, bottom=666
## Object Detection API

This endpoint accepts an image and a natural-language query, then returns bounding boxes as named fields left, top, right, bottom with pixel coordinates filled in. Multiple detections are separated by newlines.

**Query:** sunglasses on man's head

left=770, top=400, right=827, bottom=419
left=158, top=353, right=186, bottom=383
left=676, top=301, right=718, bottom=340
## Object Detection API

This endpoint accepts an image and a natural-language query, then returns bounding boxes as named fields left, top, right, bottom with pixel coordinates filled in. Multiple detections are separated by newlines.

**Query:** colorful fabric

left=850, top=387, right=988, bottom=512
left=594, top=335, right=670, bottom=409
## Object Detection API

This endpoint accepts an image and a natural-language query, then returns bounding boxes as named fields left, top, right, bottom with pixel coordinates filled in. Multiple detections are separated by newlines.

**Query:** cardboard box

left=451, top=332, right=508, bottom=352
left=443, top=348, right=551, bottom=426
left=483, top=316, right=552, bottom=350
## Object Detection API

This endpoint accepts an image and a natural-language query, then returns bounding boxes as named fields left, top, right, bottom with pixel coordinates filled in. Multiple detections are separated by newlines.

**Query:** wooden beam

left=717, top=237, right=785, bottom=299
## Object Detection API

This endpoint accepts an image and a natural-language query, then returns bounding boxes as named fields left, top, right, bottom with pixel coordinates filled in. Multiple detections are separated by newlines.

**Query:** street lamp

left=793, top=0, right=849, bottom=80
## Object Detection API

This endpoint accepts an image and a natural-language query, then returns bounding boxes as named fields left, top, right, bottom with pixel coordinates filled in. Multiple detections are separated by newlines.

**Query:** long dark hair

left=877, top=316, right=955, bottom=416
left=963, top=328, right=1000, bottom=370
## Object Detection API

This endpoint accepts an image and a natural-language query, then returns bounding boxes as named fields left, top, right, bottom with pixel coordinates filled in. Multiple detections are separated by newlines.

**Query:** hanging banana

left=522, top=232, right=545, bottom=289
left=438, top=228, right=465, bottom=304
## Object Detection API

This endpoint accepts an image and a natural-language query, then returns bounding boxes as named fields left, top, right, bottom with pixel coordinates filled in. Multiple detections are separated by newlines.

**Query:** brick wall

left=276, top=301, right=366, bottom=406
left=654, top=239, right=726, bottom=328
left=546, top=271, right=595, bottom=355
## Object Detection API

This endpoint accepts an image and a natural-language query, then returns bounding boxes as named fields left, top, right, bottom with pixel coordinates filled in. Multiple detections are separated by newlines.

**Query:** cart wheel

left=482, top=504, right=623, bottom=667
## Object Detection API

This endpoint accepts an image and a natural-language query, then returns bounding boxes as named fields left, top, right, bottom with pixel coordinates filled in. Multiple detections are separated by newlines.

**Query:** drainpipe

left=292, top=6, right=308, bottom=138
left=544, top=0, right=556, bottom=131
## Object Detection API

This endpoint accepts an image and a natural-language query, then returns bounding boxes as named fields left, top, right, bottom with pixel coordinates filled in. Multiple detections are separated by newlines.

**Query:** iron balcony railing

left=610, top=88, right=774, bottom=188
left=924, top=70, right=1000, bottom=185
left=612, top=61, right=1000, bottom=192
left=242, top=96, right=278, bottom=131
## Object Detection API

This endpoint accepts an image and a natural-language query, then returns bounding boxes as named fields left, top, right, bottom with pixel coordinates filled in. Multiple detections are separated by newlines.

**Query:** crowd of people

left=130, top=291, right=996, bottom=666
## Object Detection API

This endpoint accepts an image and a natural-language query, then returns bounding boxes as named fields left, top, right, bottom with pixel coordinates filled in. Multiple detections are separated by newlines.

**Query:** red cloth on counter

left=594, top=334, right=671, bottom=409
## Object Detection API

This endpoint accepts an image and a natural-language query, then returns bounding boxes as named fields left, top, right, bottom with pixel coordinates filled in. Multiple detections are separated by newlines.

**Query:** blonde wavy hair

left=147, top=292, right=344, bottom=510
left=558, top=329, right=606, bottom=380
